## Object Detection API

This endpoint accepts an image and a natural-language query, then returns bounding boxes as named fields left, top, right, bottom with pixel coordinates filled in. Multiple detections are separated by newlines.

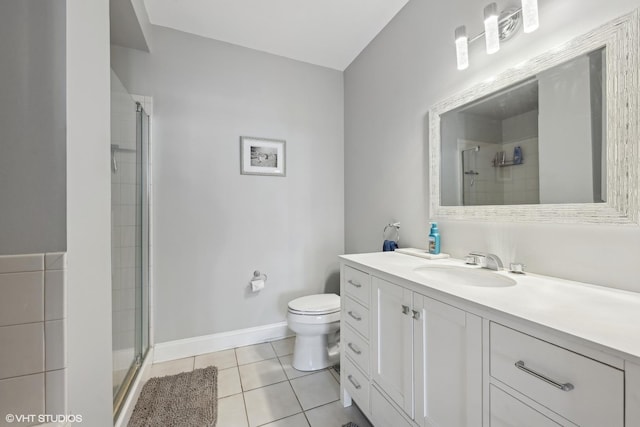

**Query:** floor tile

left=243, top=381, right=302, bottom=427
left=290, top=370, right=339, bottom=410
left=195, top=348, right=238, bottom=370
left=236, top=343, right=277, bottom=365
left=239, top=358, right=287, bottom=391
left=278, top=354, right=315, bottom=380
left=270, top=337, right=295, bottom=357
left=305, top=400, right=372, bottom=427
left=149, top=357, right=194, bottom=378
left=217, top=393, right=248, bottom=427
left=218, top=367, right=242, bottom=398
left=261, top=413, right=310, bottom=427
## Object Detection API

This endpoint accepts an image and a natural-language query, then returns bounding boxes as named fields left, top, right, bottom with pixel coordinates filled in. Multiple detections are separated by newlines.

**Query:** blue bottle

left=513, top=146, right=523, bottom=165
left=428, top=223, right=440, bottom=255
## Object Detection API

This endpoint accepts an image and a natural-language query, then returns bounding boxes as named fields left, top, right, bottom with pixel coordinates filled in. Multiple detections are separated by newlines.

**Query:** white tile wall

left=0, top=252, right=67, bottom=423
left=0, top=373, right=45, bottom=427
left=0, top=272, right=43, bottom=326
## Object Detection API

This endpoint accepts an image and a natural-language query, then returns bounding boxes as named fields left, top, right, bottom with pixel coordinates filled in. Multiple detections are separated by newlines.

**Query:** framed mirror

left=429, top=10, right=639, bottom=225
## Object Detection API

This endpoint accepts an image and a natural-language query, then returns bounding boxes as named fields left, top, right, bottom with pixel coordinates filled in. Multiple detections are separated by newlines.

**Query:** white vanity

left=339, top=252, right=640, bottom=427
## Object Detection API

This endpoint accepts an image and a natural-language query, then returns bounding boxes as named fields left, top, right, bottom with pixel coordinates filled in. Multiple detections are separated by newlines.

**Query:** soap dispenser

left=428, top=222, right=440, bottom=255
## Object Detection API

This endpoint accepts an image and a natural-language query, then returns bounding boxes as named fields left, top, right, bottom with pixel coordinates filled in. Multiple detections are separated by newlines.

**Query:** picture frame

left=240, top=136, right=286, bottom=177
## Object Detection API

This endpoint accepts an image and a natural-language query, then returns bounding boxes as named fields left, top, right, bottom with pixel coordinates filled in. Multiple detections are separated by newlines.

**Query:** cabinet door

left=371, top=277, right=414, bottom=418
left=413, top=294, right=482, bottom=427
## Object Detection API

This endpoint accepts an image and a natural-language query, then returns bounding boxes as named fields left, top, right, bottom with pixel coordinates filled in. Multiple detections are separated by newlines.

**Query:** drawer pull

left=347, top=342, right=362, bottom=355
left=348, top=311, right=362, bottom=321
left=348, top=279, right=362, bottom=288
left=412, top=309, right=421, bottom=320
left=402, top=305, right=411, bottom=315
left=515, top=360, right=574, bottom=392
left=347, top=374, right=362, bottom=390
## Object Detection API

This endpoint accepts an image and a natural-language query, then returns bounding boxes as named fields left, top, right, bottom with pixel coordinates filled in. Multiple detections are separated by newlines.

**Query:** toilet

left=287, top=293, right=341, bottom=371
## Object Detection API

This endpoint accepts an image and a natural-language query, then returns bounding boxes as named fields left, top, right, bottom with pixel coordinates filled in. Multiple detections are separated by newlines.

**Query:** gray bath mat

left=128, top=366, right=218, bottom=427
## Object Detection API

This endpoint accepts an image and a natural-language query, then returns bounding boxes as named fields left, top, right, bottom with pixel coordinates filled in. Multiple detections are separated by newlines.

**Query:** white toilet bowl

left=287, top=293, right=341, bottom=371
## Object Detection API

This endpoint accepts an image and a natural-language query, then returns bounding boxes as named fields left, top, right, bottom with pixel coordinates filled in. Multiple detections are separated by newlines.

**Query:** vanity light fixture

left=454, top=0, right=539, bottom=70
left=484, top=3, right=500, bottom=54
left=522, top=0, right=539, bottom=33
left=455, top=26, right=469, bottom=70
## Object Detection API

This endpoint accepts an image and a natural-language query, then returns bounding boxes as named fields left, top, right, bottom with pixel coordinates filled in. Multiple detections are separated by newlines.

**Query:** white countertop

left=340, top=251, right=640, bottom=362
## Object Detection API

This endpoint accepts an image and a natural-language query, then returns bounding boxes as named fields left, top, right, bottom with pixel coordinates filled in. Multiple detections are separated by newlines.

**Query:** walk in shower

left=110, top=70, right=150, bottom=418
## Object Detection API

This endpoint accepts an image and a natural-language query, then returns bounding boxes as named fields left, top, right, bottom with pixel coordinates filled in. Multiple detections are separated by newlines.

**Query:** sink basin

left=413, top=265, right=516, bottom=287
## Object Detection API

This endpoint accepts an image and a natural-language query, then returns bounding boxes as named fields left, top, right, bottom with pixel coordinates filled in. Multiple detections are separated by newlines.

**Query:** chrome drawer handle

left=515, top=360, right=574, bottom=392
left=347, top=342, right=362, bottom=355
left=402, top=305, right=411, bottom=315
left=412, top=310, right=421, bottom=320
left=347, top=374, right=362, bottom=390
left=348, top=279, right=362, bottom=288
left=348, top=311, right=362, bottom=321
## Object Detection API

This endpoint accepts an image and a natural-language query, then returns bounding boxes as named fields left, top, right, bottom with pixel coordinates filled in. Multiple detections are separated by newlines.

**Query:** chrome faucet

left=466, top=252, right=504, bottom=271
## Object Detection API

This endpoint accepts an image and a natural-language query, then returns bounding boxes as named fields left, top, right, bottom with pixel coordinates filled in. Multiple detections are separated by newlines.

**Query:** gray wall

left=0, top=0, right=66, bottom=255
left=112, top=27, right=344, bottom=343
left=345, top=0, right=640, bottom=293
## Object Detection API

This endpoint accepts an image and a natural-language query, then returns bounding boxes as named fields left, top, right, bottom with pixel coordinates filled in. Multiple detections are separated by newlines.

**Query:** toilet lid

left=288, top=293, right=340, bottom=314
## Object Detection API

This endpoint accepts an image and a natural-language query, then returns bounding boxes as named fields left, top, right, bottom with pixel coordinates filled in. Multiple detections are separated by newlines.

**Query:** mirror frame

left=429, top=9, right=639, bottom=225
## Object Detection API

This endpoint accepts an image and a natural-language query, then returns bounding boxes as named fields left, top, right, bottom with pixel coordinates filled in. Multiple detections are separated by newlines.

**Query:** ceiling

left=461, top=80, right=539, bottom=121
left=142, top=0, right=409, bottom=71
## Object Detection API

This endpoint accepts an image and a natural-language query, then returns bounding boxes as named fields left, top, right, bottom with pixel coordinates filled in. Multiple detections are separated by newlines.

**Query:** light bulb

left=484, top=3, right=500, bottom=54
left=455, top=26, right=469, bottom=70
left=522, top=0, right=539, bottom=33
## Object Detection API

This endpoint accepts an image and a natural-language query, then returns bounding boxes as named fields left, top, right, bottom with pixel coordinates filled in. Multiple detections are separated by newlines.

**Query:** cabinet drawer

left=343, top=356, right=370, bottom=415
left=490, top=385, right=563, bottom=427
left=343, top=324, right=369, bottom=375
left=371, top=386, right=413, bottom=427
left=490, top=322, right=623, bottom=427
left=343, top=265, right=370, bottom=306
left=344, top=297, right=369, bottom=339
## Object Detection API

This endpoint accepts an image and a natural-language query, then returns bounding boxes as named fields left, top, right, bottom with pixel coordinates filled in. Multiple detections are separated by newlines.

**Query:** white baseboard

left=153, top=321, right=292, bottom=363
left=114, top=347, right=155, bottom=427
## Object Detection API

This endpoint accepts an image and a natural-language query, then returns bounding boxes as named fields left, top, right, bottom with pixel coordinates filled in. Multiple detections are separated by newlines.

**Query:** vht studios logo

left=5, top=414, right=83, bottom=423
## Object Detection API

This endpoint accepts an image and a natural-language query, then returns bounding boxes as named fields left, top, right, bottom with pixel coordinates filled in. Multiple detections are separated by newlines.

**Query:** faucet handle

left=465, top=255, right=479, bottom=265
left=509, top=262, right=526, bottom=274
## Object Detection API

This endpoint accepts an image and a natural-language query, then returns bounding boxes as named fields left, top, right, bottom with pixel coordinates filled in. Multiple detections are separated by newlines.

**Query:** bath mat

left=128, top=366, right=218, bottom=427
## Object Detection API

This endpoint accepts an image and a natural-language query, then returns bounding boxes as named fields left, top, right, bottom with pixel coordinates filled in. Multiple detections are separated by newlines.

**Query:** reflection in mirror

left=440, top=47, right=605, bottom=207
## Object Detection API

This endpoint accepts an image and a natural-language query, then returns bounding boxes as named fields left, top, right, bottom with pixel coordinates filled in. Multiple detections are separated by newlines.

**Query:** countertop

left=340, top=251, right=640, bottom=362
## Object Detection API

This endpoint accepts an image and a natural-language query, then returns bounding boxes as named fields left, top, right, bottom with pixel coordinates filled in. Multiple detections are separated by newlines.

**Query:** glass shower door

left=110, top=70, right=149, bottom=418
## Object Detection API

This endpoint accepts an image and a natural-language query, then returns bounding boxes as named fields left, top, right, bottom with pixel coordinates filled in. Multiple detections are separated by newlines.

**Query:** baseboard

left=114, top=347, right=155, bottom=427
left=153, top=321, right=292, bottom=363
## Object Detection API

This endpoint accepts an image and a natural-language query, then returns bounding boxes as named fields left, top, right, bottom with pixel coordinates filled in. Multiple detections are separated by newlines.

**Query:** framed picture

left=240, top=136, right=286, bottom=177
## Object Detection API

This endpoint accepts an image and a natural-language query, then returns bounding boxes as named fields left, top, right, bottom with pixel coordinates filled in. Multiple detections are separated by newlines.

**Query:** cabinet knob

left=347, top=374, right=362, bottom=390
left=348, top=310, right=362, bottom=321
left=347, top=342, right=362, bottom=355
left=412, top=310, right=421, bottom=320
left=402, top=305, right=411, bottom=315
left=348, top=279, right=362, bottom=288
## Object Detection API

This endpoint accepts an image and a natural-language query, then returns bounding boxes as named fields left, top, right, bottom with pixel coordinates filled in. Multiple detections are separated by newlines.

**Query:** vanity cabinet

left=489, top=322, right=623, bottom=427
left=369, top=275, right=483, bottom=427
left=340, top=253, right=637, bottom=427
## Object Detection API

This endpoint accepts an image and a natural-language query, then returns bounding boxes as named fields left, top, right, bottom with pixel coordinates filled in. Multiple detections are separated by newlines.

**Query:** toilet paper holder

left=253, top=270, right=268, bottom=281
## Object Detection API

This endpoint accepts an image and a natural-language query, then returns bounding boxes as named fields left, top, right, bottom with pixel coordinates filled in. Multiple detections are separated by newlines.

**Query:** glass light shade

left=522, top=0, right=539, bottom=33
left=484, top=3, right=500, bottom=54
left=455, top=26, right=469, bottom=70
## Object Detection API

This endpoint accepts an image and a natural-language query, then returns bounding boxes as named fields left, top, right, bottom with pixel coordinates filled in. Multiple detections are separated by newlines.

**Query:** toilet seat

left=288, top=293, right=340, bottom=315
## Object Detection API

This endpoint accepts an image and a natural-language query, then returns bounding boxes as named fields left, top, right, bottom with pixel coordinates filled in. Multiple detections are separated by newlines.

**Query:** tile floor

left=146, top=337, right=372, bottom=427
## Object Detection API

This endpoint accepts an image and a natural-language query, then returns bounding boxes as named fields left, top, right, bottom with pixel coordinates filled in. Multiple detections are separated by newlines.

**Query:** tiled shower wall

left=0, top=253, right=67, bottom=427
